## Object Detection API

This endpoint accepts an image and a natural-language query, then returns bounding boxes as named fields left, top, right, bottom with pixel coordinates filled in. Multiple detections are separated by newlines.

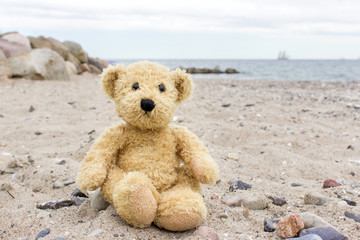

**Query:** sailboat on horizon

left=277, top=51, right=289, bottom=60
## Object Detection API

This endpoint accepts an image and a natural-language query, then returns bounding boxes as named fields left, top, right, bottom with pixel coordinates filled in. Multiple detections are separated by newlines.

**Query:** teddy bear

left=76, top=61, right=219, bottom=231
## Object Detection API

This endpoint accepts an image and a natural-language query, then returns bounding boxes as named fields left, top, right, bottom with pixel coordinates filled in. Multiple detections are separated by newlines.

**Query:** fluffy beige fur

left=76, top=61, right=219, bottom=231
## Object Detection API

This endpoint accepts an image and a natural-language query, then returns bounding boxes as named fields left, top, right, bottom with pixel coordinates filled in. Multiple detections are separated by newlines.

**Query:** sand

left=0, top=73, right=359, bottom=240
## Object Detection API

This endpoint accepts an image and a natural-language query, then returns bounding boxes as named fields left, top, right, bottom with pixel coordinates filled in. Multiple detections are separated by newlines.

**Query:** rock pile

left=0, top=32, right=109, bottom=80
left=181, top=66, right=239, bottom=74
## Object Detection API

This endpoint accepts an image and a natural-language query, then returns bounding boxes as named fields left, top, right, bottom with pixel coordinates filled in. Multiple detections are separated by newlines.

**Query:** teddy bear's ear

left=171, top=68, right=193, bottom=103
left=101, top=64, right=126, bottom=99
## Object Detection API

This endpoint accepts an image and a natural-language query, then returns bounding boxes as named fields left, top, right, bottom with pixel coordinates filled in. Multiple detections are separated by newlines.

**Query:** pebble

left=29, top=105, right=35, bottom=112
left=221, top=195, right=242, bottom=207
left=193, top=226, right=219, bottom=240
left=299, top=212, right=331, bottom=228
left=343, top=198, right=356, bottom=206
left=35, top=228, right=50, bottom=240
left=90, top=188, right=110, bottom=211
left=87, top=229, right=104, bottom=237
left=337, top=200, right=348, bottom=209
left=56, top=159, right=66, bottom=165
left=229, top=180, right=252, bottom=192
left=226, top=153, right=239, bottom=161
left=270, top=196, right=287, bottom=206
left=344, top=211, right=360, bottom=222
left=300, top=226, right=349, bottom=240
left=276, top=213, right=304, bottom=238
left=285, top=234, right=323, bottom=240
left=53, top=180, right=64, bottom=189
left=291, top=183, right=303, bottom=187
left=242, top=196, right=268, bottom=210
left=322, top=179, right=341, bottom=188
left=218, top=210, right=229, bottom=219
left=304, top=192, right=331, bottom=206
left=53, top=238, right=66, bottom=240
left=64, top=180, right=75, bottom=186
left=71, top=188, right=88, bottom=198
left=264, top=217, right=278, bottom=232
left=36, top=198, right=84, bottom=210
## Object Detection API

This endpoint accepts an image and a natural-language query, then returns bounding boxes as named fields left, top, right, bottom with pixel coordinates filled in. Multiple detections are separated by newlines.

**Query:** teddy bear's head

left=101, top=61, right=193, bottom=129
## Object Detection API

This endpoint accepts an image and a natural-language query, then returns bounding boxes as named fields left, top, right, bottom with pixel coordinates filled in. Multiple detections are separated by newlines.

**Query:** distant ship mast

left=277, top=51, right=289, bottom=60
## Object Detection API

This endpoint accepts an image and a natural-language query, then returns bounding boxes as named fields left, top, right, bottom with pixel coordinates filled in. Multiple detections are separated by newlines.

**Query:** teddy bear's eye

left=158, top=84, right=165, bottom=92
left=132, top=83, right=139, bottom=90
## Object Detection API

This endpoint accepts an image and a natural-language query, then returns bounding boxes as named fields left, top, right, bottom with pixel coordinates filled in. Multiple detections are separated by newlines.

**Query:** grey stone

left=304, top=193, right=331, bottom=206
left=8, top=48, right=70, bottom=80
left=299, top=212, right=331, bottom=228
left=87, top=229, right=104, bottom=237
left=90, top=188, right=110, bottom=211
left=229, top=180, right=252, bottom=191
left=264, top=217, right=277, bottom=232
left=300, top=226, right=349, bottom=240
left=53, top=180, right=64, bottom=189
left=71, top=188, right=88, bottom=198
left=221, top=195, right=242, bottom=207
left=0, top=32, right=31, bottom=58
left=285, top=234, right=323, bottom=240
left=63, top=41, right=88, bottom=63
left=270, top=196, right=287, bottom=206
left=35, top=228, right=50, bottom=240
left=242, top=195, right=268, bottom=210
left=53, top=238, right=66, bottom=240
left=36, top=198, right=84, bottom=210
left=344, top=211, right=360, bottom=222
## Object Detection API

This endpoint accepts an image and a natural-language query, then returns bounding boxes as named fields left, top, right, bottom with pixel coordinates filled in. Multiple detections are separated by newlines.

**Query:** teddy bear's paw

left=76, top=167, right=107, bottom=192
left=190, top=158, right=219, bottom=185
left=156, top=211, right=202, bottom=232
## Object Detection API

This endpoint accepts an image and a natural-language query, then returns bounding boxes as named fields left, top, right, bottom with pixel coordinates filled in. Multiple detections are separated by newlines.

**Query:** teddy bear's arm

left=76, top=125, right=126, bottom=192
left=171, top=126, right=219, bottom=185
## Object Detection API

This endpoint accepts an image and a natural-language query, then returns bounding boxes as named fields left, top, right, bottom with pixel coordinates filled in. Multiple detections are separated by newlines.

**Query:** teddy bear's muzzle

left=141, top=99, right=155, bottom=112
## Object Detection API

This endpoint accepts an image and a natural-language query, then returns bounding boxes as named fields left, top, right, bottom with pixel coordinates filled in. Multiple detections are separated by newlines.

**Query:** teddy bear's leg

left=154, top=186, right=207, bottom=231
left=112, top=172, right=160, bottom=228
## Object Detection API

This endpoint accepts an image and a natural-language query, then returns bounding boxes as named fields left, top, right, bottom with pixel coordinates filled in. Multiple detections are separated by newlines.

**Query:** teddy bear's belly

left=117, top=147, right=178, bottom=191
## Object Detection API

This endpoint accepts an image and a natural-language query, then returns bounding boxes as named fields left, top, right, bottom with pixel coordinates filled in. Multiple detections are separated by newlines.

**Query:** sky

left=1, top=0, right=360, bottom=59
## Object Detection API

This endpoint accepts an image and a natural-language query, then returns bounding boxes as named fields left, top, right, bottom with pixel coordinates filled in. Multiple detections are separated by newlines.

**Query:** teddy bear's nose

left=141, top=99, right=155, bottom=112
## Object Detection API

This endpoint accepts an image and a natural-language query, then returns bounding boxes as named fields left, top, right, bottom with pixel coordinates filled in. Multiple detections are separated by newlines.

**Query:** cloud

left=1, top=0, right=360, bottom=37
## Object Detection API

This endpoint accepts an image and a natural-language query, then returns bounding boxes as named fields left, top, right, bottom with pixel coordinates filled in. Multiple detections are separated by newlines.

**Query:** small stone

left=242, top=208, right=249, bottom=218
left=36, top=198, right=84, bottom=210
left=211, top=195, right=219, bottom=199
left=222, top=103, right=231, bottom=107
left=227, top=153, right=239, bottom=161
left=221, top=195, right=242, bottom=207
left=193, top=226, right=219, bottom=240
left=87, top=229, right=104, bottom=237
left=322, top=179, right=341, bottom=188
left=242, top=196, right=268, bottom=210
left=304, top=192, right=331, bottom=206
left=299, top=212, right=331, bottom=228
left=337, top=200, right=348, bottom=209
left=29, top=106, right=35, bottom=112
left=285, top=234, right=323, bottom=240
left=35, top=228, right=50, bottom=240
left=270, top=196, right=287, bottom=206
left=64, top=180, right=75, bottom=186
left=300, top=226, right=349, bottom=240
left=343, top=198, right=356, bottom=206
left=264, top=217, right=278, bottom=232
left=90, top=188, right=110, bottom=211
left=218, top=210, right=229, bottom=218
left=229, top=180, right=252, bottom=191
left=53, top=180, right=64, bottom=189
left=56, top=159, right=66, bottom=165
left=53, top=238, right=66, bottom=240
left=34, top=131, right=42, bottom=135
left=276, top=213, right=304, bottom=238
left=291, top=183, right=303, bottom=187
left=71, top=188, right=88, bottom=198
left=113, top=233, right=119, bottom=237
left=344, top=211, right=360, bottom=222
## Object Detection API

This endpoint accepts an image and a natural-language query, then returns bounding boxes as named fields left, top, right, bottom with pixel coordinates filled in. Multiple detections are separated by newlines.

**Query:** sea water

left=111, top=59, right=360, bottom=82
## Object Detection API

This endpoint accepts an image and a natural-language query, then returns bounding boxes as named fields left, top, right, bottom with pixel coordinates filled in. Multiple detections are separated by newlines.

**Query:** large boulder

left=65, top=61, right=77, bottom=75
left=0, top=49, right=12, bottom=79
left=8, top=48, right=70, bottom=80
left=88, top=57, right=109, bottom=72
left=63, top=41, right=88, bottom=64
left=1, top=32, right=31, bottom=49
left=0, top=32, right=31, bottom=58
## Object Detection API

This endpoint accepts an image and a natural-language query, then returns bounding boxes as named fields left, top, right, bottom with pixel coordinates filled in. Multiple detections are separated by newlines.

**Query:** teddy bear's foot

left=112, top=172, right=159, bottom=228
left=155, top=187, right=207, bottom=231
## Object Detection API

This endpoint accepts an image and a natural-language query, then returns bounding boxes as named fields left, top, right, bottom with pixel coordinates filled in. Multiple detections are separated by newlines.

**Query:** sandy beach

left=0, top=74, right=359, bottom=240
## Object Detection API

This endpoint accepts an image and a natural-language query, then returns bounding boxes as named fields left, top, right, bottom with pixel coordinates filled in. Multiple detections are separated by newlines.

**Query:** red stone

left=322, top=179, right=341, bottom=188
left=276, top=213, right=304, bottom=238
left=193, top=226, right=219, bottom=240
